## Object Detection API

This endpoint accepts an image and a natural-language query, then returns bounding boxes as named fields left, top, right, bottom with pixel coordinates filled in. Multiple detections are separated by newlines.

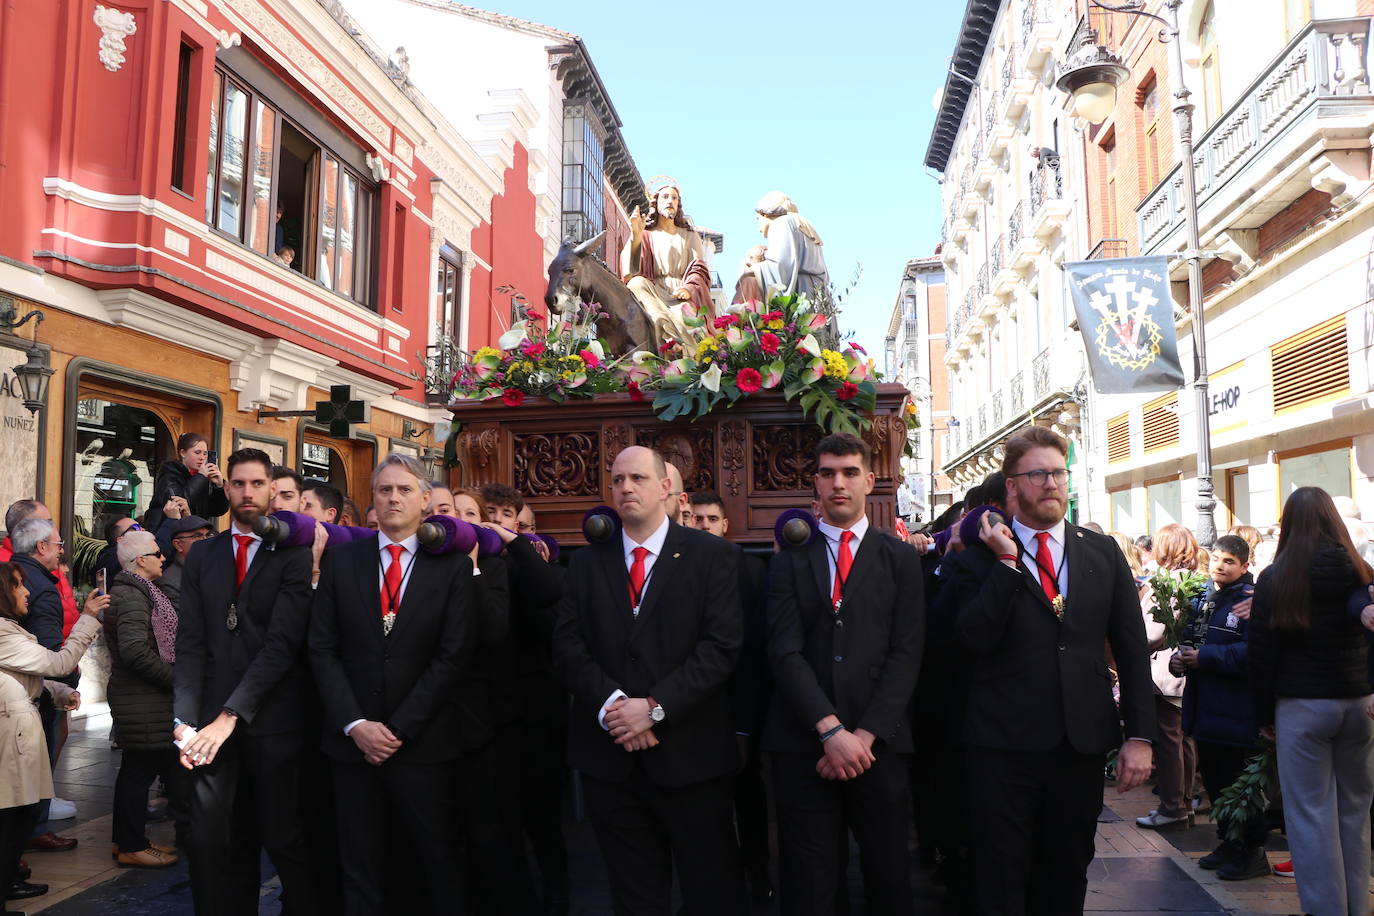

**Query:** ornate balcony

left=992, top=387, right=1005, bottom=428
left=1022, top=0, right=1061, bottom=71
left=1032, top=349, right=1052, bottom=402
left=1001, top=45, right=1038, bottom=119
left=1009, top=370, right=1025, bottom=415
left=1028, top=157, right=1071, bottom=239
left=1086, top=238, right=1129, bottom=260
left=1137, top=18, right=1374, bottom=258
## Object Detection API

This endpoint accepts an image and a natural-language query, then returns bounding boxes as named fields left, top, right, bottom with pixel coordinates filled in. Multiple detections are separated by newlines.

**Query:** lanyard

left=1019, top=533, right=1067, bottom=594
left=824, top=535, right=853, bottom=613
left=378, top=548, right=418, bottom=617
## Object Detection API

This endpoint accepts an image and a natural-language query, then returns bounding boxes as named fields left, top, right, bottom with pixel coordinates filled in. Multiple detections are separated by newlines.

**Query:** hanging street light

left=1054, top=0, right=1220, bottom=547
left=12, top=345, right=53, bottom=414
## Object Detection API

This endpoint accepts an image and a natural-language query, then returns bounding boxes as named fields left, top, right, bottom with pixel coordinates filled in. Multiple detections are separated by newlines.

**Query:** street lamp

left=13, top=345, right=53, bottom=414
left=1055, top=0, right=1219, bottom=547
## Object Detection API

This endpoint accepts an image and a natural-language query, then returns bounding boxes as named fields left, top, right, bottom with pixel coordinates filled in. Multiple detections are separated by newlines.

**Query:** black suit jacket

left=763, top=526, right=925, bottom=754
left=173, top=530, right=313, bottom=735
left=553, top=521, right=741, bottom=788
left=308, top=535, right=477, bottom=764
left=953, top=523, right=1155, bottom=754
left=729, top=549, right=771, bottom=736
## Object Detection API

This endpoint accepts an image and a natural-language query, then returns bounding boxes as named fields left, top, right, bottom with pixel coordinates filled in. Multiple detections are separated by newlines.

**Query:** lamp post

left=1055, top=0, right=1218, bottom=547
left=0, top=298, right=52, bottom=414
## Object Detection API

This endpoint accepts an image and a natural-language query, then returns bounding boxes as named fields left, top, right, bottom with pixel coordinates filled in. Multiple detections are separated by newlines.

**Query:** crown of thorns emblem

left=1087, top=274, right=1164, bottom=372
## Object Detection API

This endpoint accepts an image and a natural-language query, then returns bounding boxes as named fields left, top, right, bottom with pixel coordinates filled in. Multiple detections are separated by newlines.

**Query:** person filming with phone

left=142, top=434, right=228, bottom=534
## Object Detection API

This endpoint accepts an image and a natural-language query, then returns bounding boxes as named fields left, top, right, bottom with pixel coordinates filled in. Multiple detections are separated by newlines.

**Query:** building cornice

left=924, top=0, right=1002, bottom=173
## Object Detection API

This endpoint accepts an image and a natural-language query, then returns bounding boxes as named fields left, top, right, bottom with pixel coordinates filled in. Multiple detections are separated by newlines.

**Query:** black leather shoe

left=6, top=882, right=47, bottom=901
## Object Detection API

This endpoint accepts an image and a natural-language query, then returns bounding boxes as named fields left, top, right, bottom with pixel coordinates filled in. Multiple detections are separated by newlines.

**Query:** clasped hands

left=351, top=720, right=403, bottom=766
left=814, top=717, right=877, bottom=781
left=605, top=697, right=658, bottom=752
left=174, top=710, right=238, bottom=770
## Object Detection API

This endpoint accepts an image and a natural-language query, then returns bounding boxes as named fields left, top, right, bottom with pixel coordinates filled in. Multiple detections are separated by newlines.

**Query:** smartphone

left=206, top=449, right=218, bottom=465
left=95, top=568, right=107, bottom=596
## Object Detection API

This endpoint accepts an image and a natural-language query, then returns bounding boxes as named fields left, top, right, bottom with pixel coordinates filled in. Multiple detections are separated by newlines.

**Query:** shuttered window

left=1107, top=413, right=1131, bottom=463
left=1142, top=394, right=1180, bottom=452
left=1271, top=316, right=1349, bottom=413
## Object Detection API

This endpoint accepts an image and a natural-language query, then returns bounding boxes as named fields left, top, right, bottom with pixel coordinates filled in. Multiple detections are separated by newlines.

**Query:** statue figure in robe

left=751, top=191, right=829, bottom=302
left=620, top=177, right=713, bottom=347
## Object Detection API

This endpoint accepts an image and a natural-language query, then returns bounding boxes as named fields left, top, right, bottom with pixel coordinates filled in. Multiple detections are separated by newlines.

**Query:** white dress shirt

left=1011, top=516, right=1067, bottom=596
left=598, top=514, right=671, bottom=729
left=228, top=523, right=262, bottom=568
left=816, top=515, right=870, bottom=594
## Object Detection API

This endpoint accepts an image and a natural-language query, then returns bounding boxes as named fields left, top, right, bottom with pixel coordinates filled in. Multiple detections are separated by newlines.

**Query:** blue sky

left=472, top=0, right=968, bottom=356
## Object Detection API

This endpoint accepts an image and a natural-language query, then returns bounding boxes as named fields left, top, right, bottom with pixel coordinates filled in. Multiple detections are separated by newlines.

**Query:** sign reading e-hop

left=0, top=345, right=40, bottom=517
left=1064, top=256, right=1185, bottom=394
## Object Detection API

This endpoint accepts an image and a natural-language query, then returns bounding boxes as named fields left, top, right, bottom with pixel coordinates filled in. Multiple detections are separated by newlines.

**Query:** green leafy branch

left=1211, top=742, right=1276, bottom=844
left=1148, top=569, right=1209, bottom=650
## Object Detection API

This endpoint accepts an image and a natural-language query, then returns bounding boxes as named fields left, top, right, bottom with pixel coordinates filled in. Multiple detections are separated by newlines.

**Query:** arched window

left=1198, top=1, right=1222, bottom=127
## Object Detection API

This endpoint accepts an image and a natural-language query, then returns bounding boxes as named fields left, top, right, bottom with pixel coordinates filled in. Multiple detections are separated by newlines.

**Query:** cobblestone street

left=19, top=710, right=1308, bottom=915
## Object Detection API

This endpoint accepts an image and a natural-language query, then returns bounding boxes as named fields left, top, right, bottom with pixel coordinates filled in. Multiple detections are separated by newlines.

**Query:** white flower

left=497, top=322, right=528, bottom=351
left=798, top=333, right=822, bottom=357
left=701, top=363, right=722, bottom=392
left=588, top=339, right=605, bottom=360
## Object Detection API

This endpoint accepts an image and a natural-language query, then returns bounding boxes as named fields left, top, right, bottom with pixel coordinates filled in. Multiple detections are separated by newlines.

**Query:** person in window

left=273, top=245, right=295, bottom=269
left=143, top=434, right=227, bottom=534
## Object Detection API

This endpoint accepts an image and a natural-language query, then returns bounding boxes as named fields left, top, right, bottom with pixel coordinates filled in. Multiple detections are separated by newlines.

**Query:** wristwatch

left=648, top=697, right=666, bottom=723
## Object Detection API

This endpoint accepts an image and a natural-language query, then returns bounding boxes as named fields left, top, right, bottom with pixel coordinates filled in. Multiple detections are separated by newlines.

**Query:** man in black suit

left=553, top=445, right=746, bottom=916
left=308, top=453, right=478, bottom=914
left=951, top=425, right=1154, bottom=915
left=173, top=448, right=320, bottom=915
left=764, top=433, right=925, bottom=916
left=688, top=489, right=774, bottom=905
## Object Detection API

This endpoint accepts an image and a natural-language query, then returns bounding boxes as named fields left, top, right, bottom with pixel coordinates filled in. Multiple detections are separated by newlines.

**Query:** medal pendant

left=382, top=612, right=396, bottom=636
left=832, top=598, right=843, bottom=615
left=226, top=603, right=238, bottom=632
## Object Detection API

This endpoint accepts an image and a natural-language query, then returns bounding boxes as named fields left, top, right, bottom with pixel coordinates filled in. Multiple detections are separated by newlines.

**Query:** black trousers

left=113, top=747, right=180, bottom=852
left=516, top=713, right=569, bottom=895
left=583, top=765, right=746, bottom=916
left=332, top=759, right=466, bottom=916
left=1196, top=740, right=1267, bottom=849
left=0, top=803, right=40, bottom=893
left=458, top=735, right=526, bottom=916
left=735, top=734, right=770, bottom=871
left=965, top=744, right=1105, bottom=916
left=772, top=750, right=913, bottom=916
left=186, top=730, right=319, bottom=916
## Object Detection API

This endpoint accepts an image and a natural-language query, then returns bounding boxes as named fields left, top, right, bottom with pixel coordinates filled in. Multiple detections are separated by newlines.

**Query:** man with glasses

left=949, top=425, right=1155, bottom=914
left=159, top=515, right=213, bottom=609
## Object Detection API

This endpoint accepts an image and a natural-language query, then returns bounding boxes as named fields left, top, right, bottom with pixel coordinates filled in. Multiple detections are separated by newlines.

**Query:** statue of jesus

left=620, top=178, right=713, bottom=347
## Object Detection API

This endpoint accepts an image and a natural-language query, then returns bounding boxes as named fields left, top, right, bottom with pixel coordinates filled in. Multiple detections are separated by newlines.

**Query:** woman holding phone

left=0, top=561, right=108, bottom=902
left=142, top=433, right=227, bottom=532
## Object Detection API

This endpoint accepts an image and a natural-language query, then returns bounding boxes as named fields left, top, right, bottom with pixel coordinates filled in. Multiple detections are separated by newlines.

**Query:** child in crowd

left=1170, top=535, right=1267, bottom=880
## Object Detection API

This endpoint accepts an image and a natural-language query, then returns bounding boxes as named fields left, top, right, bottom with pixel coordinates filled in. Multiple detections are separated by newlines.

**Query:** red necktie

left=832, top=530, right=854, bottom=608
left=628, top=546, right=649, bottom=607
left=382, top=544, right=405, bottom=618
left=233, top=535, right=252, bottom=588
left=1035, top=531, right=1059, bottom=601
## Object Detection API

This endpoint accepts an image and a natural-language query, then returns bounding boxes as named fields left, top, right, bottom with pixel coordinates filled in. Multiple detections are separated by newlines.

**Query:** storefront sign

left=1206, top=361, right=1248, bottom=434
left=0, top=345, right=39, bottom=520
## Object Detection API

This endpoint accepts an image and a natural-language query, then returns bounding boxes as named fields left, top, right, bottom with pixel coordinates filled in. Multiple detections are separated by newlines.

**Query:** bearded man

left=620, top=178, right=713, bottom=347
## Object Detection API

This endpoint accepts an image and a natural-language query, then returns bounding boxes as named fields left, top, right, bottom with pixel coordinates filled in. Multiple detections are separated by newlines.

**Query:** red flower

left=848, top=342, right=867, bottom=355
left=579, top=349, right=601, bottom=369
left=736, top=368, right=762, bottom=394
left=658, top=338, right=677, bottom=354
left=836, top=382, right=859, bottom=401
left=713, top=315, right=738, bottom=329
left=502, top=388, right=526, bottom=407
left=762, top=310, right=783, bottom=322
left=526, top=309, right=546, bottom=322
left=627, top=381, right=646, bottom=402
left=758, top=332, right=781, bottom=356
left=519, top=341, right=546, bottom=359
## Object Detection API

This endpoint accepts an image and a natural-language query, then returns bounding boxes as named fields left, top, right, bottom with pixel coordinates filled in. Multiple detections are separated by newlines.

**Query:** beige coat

left=0, top=614, right=99, bottom=808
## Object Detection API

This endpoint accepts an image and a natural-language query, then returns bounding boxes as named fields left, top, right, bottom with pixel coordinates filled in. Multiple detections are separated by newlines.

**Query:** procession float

left=443, top=180, right=914, bottom=546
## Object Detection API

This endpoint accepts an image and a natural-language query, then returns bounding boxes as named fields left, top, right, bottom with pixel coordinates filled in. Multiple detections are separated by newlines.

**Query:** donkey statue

left=544, top=231, right=655, bottom=356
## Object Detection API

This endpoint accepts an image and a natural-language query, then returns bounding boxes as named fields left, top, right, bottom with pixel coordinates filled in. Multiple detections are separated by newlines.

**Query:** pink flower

left=849, top=342, right=867, bottom=355
left=758, top=332, right=781, bottom=356
left=502, top=388, right=526, bottom=407
left=627, top=381, right=647, bottom=402
left=762, top=310, right=783, bottom=322
left=713, top=315, right=738, bottom=329
left=736, top=368, right=762, bottom=394
left=836, top=382, right=859, bottom=402
left=579, top=349, right=601, bottom=369
left=526, top=309, right=546, bottom=322
left=519, top=341, right=546, bottom=359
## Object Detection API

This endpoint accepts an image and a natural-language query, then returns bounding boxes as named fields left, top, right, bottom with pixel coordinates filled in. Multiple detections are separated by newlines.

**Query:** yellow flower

left=474, top=346, right=501, bottom=361
left=765, top=319, right=785, bottom=331
left=695, top=336, right=721, bottom=362
left=905, top=402, right=918, bottom=416
left=820, top=349, right=848, bottom=381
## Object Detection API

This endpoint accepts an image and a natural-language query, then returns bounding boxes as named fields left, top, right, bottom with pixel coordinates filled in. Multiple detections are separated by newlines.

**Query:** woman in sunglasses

left=105, top=530, right=183, bottom=868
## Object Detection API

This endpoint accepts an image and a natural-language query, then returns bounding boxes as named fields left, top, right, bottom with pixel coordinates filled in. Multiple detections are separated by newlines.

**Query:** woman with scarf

left=105, top=529, right=181, bottom=868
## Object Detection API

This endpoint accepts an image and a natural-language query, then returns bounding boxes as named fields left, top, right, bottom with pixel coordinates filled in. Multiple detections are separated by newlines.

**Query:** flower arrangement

left=1148, top=569, right=1211, bottom=649
left=447, top=292, right=880, bottom=436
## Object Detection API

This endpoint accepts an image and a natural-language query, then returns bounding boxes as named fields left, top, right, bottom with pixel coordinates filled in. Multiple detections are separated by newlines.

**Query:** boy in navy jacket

left=1170, top=534, right=1267, bottom=880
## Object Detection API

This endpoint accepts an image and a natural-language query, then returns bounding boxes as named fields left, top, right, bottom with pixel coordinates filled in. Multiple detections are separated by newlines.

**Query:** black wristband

left=819, top=723, right=844, bottom=743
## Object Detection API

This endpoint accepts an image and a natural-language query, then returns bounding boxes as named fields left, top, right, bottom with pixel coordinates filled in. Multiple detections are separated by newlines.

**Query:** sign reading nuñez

left=1064, top=256, right=1185, bottom=394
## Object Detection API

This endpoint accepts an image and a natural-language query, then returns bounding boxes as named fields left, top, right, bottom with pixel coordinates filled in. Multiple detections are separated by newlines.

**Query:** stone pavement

left=21, top=712, right=1309, bottom=914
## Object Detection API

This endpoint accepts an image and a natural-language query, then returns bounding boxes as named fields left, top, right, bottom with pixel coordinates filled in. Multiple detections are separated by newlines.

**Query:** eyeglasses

left=173, top=531, right=210, bottom=541
left=125, top=522, right=143, bottom=532
left=45, top=539, right=64, bottom=549
left=1009, top=468, right=1070, bottom=487
left=140, top=551, right=164, bottom=560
